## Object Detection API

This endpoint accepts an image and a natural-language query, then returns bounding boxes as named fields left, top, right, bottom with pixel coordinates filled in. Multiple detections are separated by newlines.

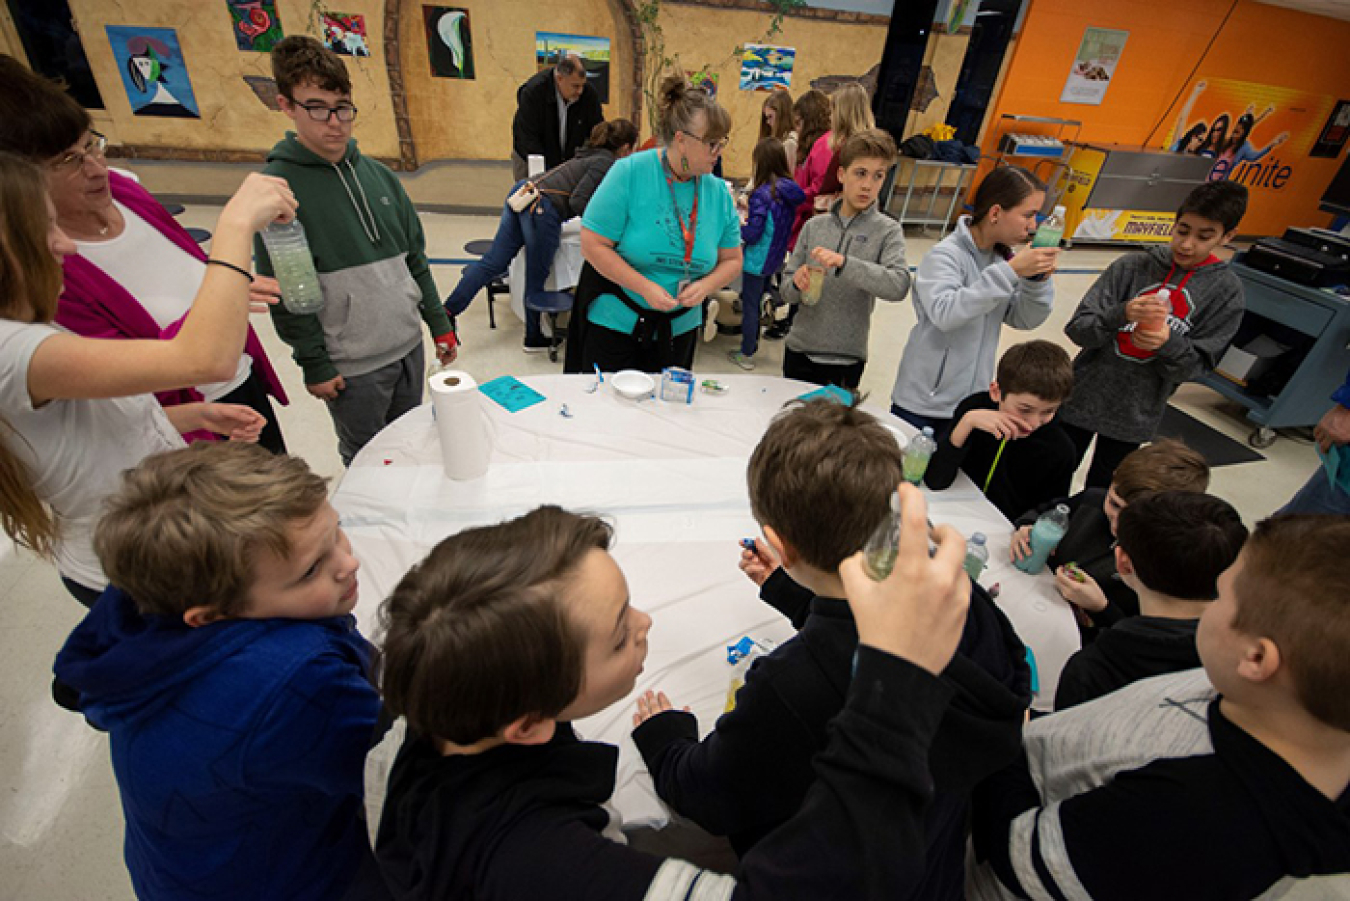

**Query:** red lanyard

left=662, top=153, right=700, bottom=267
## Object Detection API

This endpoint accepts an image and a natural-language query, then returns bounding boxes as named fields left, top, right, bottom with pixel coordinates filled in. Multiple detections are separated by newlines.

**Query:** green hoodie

left=257, top=134, right=452, bottom=384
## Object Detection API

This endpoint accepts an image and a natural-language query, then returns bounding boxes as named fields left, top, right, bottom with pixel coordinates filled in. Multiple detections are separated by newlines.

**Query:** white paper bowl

left=611, top=370, right=655, bottom=400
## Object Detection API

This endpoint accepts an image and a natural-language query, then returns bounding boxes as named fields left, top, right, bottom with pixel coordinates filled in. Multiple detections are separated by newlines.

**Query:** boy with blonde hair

left=54, top=444, right=385, bottom=900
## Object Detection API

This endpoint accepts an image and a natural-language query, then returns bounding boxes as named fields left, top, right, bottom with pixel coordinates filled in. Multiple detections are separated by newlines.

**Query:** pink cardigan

left=56, top=172, right=288, bottom=441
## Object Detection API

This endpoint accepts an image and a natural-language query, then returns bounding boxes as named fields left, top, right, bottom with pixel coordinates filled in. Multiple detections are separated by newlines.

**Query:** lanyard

left=662, top=152, right=700, bottom=268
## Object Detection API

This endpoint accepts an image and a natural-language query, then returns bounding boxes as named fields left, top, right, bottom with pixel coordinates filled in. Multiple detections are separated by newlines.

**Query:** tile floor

left=0, top=201, right=1324, bottom=897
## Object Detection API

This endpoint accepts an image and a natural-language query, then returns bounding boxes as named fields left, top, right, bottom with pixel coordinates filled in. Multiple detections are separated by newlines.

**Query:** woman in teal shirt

left=579, top=75, right=742, bottom=372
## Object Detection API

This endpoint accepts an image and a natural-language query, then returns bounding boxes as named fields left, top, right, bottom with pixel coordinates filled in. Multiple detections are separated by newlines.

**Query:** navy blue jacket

left=53, top=588, right=384, bottom=900
left=743, top=177, right=806, bottom=276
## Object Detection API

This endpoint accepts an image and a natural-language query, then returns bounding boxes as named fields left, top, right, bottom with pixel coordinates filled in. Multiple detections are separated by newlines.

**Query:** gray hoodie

left=1058, top=245, right=1243, bottom=443
left=890, top=217, right=1054, bottom=418
left=781, top=200, right=911, bottom=363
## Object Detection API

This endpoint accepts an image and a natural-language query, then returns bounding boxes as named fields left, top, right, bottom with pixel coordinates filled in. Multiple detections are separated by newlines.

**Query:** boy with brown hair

left=924, top=340, right=1078, bottom=521
left=1015, top=438, right=1210, bottom=627
left=375, top=493, right=980, bottom=900
left=52, top=443, right=387, bottom=900
left=779, top=129, right=911, bottom=389
left=1053, top=491, right=1247, bottom=710
left=638, top=399, right=1030, bottom=900
left=969, top=514, right=1350, bottom=899
left=260, top=36, right=456, bottom=466
left=1058, top=180, right=1248, bottom=488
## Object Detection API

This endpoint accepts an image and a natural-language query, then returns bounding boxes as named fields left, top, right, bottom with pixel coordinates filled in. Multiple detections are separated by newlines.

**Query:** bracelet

left=206, top=258, right=254, bottom=283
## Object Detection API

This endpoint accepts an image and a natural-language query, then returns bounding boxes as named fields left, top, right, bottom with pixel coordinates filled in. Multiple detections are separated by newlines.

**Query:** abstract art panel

left=106, top=26, right=200, bottom=118
left=424, top=6, right=474, bottom=79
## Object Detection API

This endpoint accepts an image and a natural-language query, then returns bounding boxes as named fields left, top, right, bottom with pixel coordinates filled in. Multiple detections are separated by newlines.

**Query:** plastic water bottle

left=259, top=220, right=325, bottom=315
left=1014, top=504, right=1071, bottom=575
left=1028, top=205, right=1065, bottom=282
left=1032, top=205, right=1066, bottom=249
left=862, top=492, right=902, bottom=581
left=965, top=532, right=989, bottom=581
left=903, top=426, right=936, bottom=484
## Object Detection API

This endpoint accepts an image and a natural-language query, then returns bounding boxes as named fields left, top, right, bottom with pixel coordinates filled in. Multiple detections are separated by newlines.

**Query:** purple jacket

left=742, top=178, right=806, bottom=277
left=57, top=172, right=288, bottom=442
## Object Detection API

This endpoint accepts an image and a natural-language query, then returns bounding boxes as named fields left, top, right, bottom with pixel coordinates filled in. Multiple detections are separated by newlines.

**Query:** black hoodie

left=633, top=569, right=1031, bottom=900
left=376, top=647, right=957, bottom=901
left=1054, top=616, right=1200, bottom=710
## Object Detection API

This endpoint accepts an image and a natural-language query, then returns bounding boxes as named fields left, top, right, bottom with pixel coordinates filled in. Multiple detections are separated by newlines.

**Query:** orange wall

left=983, top=0, right=1350, bottom=235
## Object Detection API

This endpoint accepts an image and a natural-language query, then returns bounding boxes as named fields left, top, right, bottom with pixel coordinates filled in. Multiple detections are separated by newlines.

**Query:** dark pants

left=444, top=183, right=562, bottom=343
left=782, top=347, right=864, bottom=391
left=738, top=272, right=768, bottom=357
left=890, top=404, right=953, bottom=437
left=327, top=344, right=425, bottom=466
left=1061, top=422, right=1141, bottom=489
left=582, top=323, right=698, bottom=374
left=61, top=575, right=104, bottom=609
left=217, top=368, right=286, bottom=454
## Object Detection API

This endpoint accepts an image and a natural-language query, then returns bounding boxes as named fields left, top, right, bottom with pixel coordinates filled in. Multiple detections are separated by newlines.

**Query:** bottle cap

left=972, top=532, right=987, bottom=544
left=1053, top=205, right=1066, bottom=216
left=921, top=426, right=934, bottom=436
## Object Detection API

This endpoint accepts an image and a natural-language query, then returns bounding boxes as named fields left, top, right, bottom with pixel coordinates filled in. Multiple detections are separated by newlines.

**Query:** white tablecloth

left=507, top=217, right=584, bottom=321
left=338, top=374, right=1079, bottom=829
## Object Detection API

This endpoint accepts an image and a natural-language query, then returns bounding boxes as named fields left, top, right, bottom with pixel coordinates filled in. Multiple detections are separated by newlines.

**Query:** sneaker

left=728, top=350, right=756, bottom=371
left=764, top=322, right=790, bottom=340
left=703, top=299, right=721, bottom=342
left=522, top=336, right=550, bottom=354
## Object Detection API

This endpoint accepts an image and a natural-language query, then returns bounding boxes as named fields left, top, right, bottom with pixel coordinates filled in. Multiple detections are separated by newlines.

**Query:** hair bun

left=658, top=74, right=689, bottom=110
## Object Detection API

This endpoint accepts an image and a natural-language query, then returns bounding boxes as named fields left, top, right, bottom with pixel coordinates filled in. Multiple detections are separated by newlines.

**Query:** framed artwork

left=321, top=12, right=370, bottom=57
left=225, top=0, right=284, bottom=53
left=424, top=6, right=474, bottom=79
left=740, top=45, right=795, bottom=92
left=106, top=26, right=200, bottom=118
left=536, top=32, right=609, bottom=104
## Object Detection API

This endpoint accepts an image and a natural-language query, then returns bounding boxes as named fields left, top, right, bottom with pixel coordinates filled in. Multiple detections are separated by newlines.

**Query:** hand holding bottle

left=1010, top=246, right=1059, bottom=279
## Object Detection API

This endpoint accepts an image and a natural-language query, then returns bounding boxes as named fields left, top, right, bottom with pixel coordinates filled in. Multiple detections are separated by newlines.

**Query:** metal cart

left=884, top=158, right=979, bottom=234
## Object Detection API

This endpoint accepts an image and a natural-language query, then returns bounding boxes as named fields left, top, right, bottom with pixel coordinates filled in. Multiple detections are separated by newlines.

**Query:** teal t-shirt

left=581, top=149, right=741, bottom=337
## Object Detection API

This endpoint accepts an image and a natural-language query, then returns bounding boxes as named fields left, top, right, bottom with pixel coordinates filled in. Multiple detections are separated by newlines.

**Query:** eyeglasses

left=289, top=100, right=359, bottom=123
left=683, top=130, right=729, bottom=155
left=49, top=132, right=107, bottom=174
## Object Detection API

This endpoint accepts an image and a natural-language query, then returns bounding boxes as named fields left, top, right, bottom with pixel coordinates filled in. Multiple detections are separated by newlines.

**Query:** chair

left=463, top=239, right=510, bottom=329
left=525, top=290, right=573, bottom=363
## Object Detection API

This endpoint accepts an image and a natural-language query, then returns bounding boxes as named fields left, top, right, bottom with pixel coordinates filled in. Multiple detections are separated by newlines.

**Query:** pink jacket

left=789, top=131, right=840, bottom=249
left=56, top=172, right=288, bottom=442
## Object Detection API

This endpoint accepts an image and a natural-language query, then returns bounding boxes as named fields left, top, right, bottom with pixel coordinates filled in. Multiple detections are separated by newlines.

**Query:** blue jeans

left=444, top=181, right=562, bottom=343
left=739, top=271, right=767, bottom=357
left=1279, top=464, right=1350, bottom=516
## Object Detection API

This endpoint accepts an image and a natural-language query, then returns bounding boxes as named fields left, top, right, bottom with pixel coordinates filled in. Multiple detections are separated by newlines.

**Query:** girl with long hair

left=758, top=90, right=798, bottom=172
left=890, top=165, right=1059, bottom=432
left=0, top=152, right=295, bottom=604
left=730, top=138, right=804, bottom=370
left=789, top=82, right=875, bottom=248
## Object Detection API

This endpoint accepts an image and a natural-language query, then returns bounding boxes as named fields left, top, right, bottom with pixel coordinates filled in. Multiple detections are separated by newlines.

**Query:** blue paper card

left=479, top=376, right=546, bottom=413
left=797, top=384, right=855, bottom=406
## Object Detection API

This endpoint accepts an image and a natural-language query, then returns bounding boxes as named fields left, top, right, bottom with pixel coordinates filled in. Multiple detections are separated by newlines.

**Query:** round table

left=338, top=374, right=1079, bottom=829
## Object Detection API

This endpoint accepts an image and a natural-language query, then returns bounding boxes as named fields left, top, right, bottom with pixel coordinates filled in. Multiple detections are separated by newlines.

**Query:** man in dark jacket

left=512, top=54, right=603, bottom=181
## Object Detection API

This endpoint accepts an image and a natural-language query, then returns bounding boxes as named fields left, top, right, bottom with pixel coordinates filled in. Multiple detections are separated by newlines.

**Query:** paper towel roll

left=429, top=370, right=492, bottom=480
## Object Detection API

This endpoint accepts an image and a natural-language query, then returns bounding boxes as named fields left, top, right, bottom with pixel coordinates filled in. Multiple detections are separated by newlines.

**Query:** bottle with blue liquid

left=1015, top=504, right=1070, bottom=575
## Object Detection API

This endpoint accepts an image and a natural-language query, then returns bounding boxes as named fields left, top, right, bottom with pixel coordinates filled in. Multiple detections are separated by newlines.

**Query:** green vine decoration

left=637, top=0, right=807, bottom=136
